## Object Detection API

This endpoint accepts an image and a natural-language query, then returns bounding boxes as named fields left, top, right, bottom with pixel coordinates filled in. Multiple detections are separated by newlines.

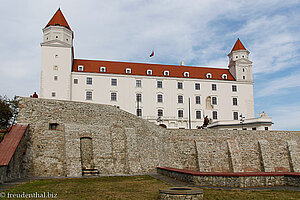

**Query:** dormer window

left=126, top=68, right=132, bottom=74
left=206, top=73, right=212, bottom=79
left=183, top=72, right=189, bottom=77
left=100, top=66, right=106, bottom=72
left=78, top=65, right=84, bottom=71
left=221, top=74, right=228, bottom=79
left=147, top=69, right=152, bottom=75
left=163, top=70, right=169, bottom=76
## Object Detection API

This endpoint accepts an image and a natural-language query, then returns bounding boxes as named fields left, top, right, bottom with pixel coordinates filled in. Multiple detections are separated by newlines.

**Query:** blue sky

left=0, top=0, right=299, bottom=130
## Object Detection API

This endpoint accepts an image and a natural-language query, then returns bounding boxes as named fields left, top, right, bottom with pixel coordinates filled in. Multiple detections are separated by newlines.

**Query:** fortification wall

left=18, top=97, right=300, bottom=177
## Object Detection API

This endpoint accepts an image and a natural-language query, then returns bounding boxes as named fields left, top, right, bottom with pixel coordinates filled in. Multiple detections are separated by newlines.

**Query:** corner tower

left=40, top=8, right=73, bottom=100
left=228, top=39, right=253, bottom=83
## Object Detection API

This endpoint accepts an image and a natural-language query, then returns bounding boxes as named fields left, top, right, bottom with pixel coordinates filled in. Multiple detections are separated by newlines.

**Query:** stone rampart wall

left=17, top=97, right=300, bottom=177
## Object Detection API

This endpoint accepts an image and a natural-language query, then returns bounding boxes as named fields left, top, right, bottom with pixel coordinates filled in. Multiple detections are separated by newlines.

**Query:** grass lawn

left=2, top=175, right=300, bottom=200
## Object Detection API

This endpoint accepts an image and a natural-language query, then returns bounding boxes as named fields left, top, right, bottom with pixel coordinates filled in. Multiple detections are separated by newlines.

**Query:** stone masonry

left=17, top=97, right=300, bottom=177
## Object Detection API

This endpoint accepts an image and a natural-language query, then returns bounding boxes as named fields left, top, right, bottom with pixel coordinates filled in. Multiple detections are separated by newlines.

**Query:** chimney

left=180, top=61, right=184, bottom=66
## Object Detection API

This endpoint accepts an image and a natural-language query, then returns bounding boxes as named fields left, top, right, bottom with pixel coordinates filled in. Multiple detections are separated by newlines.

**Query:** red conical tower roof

left=231, top=38, right=246, bottom=52
left=45, top=8, right=71, bottom=30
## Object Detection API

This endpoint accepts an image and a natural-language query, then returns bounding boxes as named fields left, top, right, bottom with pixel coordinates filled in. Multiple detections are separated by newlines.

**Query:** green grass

left=2, top=175, right=300, bottom=200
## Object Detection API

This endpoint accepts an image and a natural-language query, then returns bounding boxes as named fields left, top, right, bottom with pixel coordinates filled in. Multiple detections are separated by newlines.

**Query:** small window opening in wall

left=206, top=73, right=212, bottom=79
left=66, top=38, right=69, bottom=41
left=100, top=66, right=106, bottom=72
left=183, top=72, right=189, bottom=77
left=74, top=79, right=78, bottom=84
left=78, top=65, right=84, bottom=71
left=49, top=123, right=59, bottom=130
left=56, top=36, right=58, bottom=39
left=147, top=69, right=152, bottom=75
left=163, top=70, right=169, bottom=76
left=236, top=56, right=238, bottom=58
left=265, top=127, right=269, bottom=130
left=51, top=92, right=56, bottom=97
left=125, top=68, right=132, bottom=74
left=46, top=37, right=49, bottom=40
left=54, top=76, right=58, bottom=81
left=243, top=76, right=246, bottom=79
left=53, top=65, right=58, bottom=70
left=222, top=74, right=227, bottom=79
left=243, top=68, right=245, bottom=72
left=55, top=55, right=58, bottom=58
left=242, top=55, right=245, bottom=58
left=252, top=127, right=257, bottom=130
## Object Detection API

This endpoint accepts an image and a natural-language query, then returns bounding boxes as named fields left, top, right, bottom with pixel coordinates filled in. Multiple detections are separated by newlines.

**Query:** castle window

left=265, top=127, right=269, bottom=130
left=196, top=111, right=201, bottom=119
left=164, top=70, right=169, bottom=76
left=49, top=123, right=59, bottom=130
left=178, top=95, right=183, bottom=104
left=212, top=84, right=217, bottom=91
left=243, top=76, right=246, bottom=79
left=86, top=91, right=92, bottom=100
left=54, top=76, right=58, bottom=81
left=243, top=68, right=245, bottom=72
left=213, top=111, right=218, bottom=119
left=212, top=97, right=217, bottom=105
left=53, top=65, right=58, bottom=70
left=195, top=96, right=201, bottom=104
left=51, top=92, right=56, bottom=97
left=242, top=55, right=245, bottom=58
left=157, top=94, right=163, bottom=103
left=56, top=36, right=58, bottom=38
left=100, top=66, right=106, bottom=72
left=233, top=112, right=238, bottom=120
left=136, top=93, right=142, bottom=102
left=157, top=81, right=162, bottom=88
left=78, top=65, right=84, bottom=71
left=177, top=82, right=183, bottom=89
left=222, top=74, right=228, bottom=79
left=195, top=83, right=200, bottom=90
left=136, top=109, right=142, bottom=117
left=233, top=97, right=238, bottom=106
left=147, top=69, right=152, bottom=75
left=74, top=79, right=78, bottom=84
left=111, top=92, right=117, bottom=101
left=86, top=77, right=92, bottom=85
left=206, top=73, right=212, bottom=79
left=55, top=54, right=59, bottom=58
left=125, top=68, right=132, bottom=74
left=136, top=80, right=141, bottom=87
left=111, top=79, right=117, bottom=86
left=66, top=38, right=69, bottom=41
left=236, top=56, right=238, bottom=58
left=232, top=85, right=237, bottom=92
left=178, top=110, right=184, bottom=118
left=157, top=109, right=163, bottom=117
left=183, top=72, right=189, bottom=77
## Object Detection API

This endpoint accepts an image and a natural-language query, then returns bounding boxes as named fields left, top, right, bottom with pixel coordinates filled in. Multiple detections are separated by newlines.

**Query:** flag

left=149, top=50, right=154, bottom=57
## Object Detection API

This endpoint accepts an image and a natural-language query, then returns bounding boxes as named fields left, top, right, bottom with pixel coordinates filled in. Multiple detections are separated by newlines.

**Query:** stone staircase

left=82, top=169, right=100, bottom=176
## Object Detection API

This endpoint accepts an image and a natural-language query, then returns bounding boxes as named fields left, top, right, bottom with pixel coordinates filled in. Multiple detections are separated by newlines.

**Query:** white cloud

left=256, top=71, right=300, bottom=97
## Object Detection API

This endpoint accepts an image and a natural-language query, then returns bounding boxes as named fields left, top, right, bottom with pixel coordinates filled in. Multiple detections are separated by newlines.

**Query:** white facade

left=40, top=9, right=272, bottom=129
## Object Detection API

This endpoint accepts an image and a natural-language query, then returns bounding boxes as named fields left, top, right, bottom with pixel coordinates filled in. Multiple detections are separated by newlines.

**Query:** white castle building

left=40, top=9, right=272, bottom=130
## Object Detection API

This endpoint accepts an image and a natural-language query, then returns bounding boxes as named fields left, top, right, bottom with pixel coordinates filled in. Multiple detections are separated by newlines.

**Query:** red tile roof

left=45, top=8, right=71, bottom=30
left=231, top=38, right=247, bottom=52
left=0, top=124, right=28, bottom=166
left=73, top=59, right=235, bottom=81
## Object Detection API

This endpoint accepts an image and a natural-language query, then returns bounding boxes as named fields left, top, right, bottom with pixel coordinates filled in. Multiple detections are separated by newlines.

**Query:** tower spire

left=230, top=38, right=246, bottom=52
left=45, top=8, right=71, bottom=30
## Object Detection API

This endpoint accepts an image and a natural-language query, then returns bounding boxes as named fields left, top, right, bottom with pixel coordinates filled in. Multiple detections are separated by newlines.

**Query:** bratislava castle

left=40, top=9, right=272, bottom=130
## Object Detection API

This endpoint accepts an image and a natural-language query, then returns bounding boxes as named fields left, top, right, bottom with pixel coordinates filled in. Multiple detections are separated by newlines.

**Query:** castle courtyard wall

left=17, top=97, right=300, bottom=177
